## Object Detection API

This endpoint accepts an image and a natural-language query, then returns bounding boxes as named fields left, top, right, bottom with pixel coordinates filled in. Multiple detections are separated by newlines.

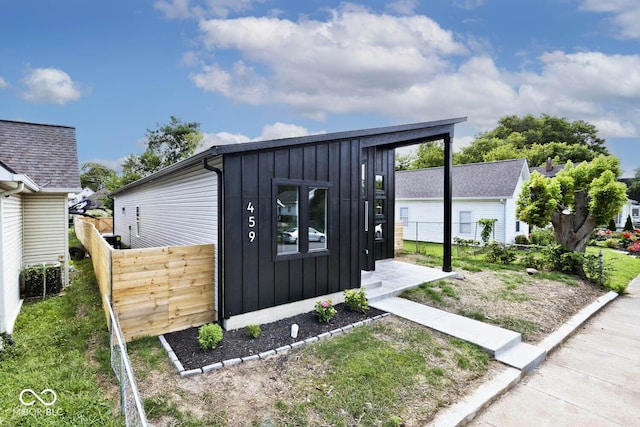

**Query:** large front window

left=276, top=181, right=329, bottom=257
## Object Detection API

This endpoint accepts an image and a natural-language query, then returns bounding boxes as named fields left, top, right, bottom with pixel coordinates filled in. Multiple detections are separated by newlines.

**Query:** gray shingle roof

left=396, top=158, right=528, bottom=199
left=0, top=119, right=81, bottom=191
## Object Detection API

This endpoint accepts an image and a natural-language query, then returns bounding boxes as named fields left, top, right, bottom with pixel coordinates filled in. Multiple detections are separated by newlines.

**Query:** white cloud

left=580, top=0, right=640, bottom=39
left=201, top=131, right=251, bottom=149
left=453, top=0, right=485, bottom=10
left=0, top=76, right=8, bottom=89
left=192, top=6, right=467, bottom=119
left=21, top=68, right=83, bottom=105
left=256, top=122, right=321, bottom=141
left=186, top=5, right=640, bottom=141
left=154, top=0, right=260, bottom=19
left=386, top=0, right=419, bottom=15
left=154, top=0, right=191, bottom=19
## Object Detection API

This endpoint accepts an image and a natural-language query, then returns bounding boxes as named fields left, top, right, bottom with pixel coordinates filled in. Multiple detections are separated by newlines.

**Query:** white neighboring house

left=0, top=120, right=81, bottom=334
left=617, top=199, right=640, bottom=229
left=69, top=187, right=95, bottom=206
left=396, top=158, right=531, bottom=244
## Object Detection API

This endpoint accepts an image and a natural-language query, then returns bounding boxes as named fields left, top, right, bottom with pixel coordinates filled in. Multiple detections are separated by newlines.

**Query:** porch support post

left=443, top=133, right=453, bottom=272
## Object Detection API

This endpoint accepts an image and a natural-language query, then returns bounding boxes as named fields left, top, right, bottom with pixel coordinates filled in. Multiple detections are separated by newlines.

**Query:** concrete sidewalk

left=366, top=260, right=635, bottom=426
left=466, top=275, right=640, bottom=427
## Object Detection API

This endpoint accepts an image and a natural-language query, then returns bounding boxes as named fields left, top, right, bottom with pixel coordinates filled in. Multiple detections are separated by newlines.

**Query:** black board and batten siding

left=223, top=140, right=362, bottom=318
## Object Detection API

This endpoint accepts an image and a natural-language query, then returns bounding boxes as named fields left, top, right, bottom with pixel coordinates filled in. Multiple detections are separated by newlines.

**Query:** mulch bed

left=164, top=303, right=386, bottom=370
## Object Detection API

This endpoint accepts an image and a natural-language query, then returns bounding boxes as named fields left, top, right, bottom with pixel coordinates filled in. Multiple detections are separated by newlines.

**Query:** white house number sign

left=247, top=201, right=256, bottom=242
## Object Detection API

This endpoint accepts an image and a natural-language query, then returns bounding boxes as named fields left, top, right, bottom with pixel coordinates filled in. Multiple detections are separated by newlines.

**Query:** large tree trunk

left=550, top=190, right=596, bottom=276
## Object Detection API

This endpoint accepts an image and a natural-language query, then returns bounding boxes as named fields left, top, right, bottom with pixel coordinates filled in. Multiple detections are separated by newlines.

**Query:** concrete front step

left=496, top=342, right=547, bottom=373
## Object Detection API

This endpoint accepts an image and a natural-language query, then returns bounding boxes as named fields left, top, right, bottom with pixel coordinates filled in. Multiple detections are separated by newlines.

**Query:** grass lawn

left=0, top=258, right=122, bottom=426
left=403, top=240, right=640, bottom=293
left=128, top=316, right=493, bottom=426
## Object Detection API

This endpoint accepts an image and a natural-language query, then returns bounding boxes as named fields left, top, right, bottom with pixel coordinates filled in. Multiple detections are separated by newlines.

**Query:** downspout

left=0, top=182, right=25, bottom=197
left=203, top=158, right=224, bottom=325
left=502, top=199, right=507, bottom=243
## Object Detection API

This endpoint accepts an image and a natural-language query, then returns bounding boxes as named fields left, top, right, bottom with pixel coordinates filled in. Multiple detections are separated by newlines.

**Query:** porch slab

left=363, top=259, right=457, bottom=302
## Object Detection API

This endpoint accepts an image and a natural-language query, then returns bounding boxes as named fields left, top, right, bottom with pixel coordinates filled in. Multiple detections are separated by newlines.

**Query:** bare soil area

left=401, top=265, right=606, bottom=343
left=131, top=258, right=606, bottom=426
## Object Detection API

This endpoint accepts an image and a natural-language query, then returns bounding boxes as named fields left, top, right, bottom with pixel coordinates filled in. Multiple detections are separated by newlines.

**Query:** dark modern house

left=112, top=118, right=465, bottom=329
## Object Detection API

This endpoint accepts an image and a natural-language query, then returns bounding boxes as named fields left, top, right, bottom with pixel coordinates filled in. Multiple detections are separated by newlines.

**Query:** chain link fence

left=107, top=301, right=148, bottom=427
left=401, top=220, right=502, bottom=245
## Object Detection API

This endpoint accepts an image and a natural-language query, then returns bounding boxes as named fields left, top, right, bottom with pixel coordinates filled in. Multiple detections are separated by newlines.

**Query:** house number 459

left=247, top=201, right=256, bottom=242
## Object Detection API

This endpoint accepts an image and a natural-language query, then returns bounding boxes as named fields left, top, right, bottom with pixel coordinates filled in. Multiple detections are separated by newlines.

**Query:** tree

left=412, top=141, right=445, bottom=169
left=80, top=162, right=119, bottom=191
left=459, top=114, right=610, bottom=167
left=485, top=114, right=608, bottom=154
left=517, top=155, right=628, bottom=258
left=121, top=116, right=203, bottom=184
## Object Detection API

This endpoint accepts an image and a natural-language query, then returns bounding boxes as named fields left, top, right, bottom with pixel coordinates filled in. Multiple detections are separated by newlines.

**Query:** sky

left=1, top=0, right=639, bottom=177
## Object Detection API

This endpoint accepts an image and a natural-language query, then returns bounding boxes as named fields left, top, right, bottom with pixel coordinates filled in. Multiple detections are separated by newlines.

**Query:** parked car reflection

left=282, top=227, right=326, bottom=243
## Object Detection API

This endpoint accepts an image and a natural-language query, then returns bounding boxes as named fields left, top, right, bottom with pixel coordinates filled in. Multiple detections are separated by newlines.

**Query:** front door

left=360, top=148, right=376, bottom=271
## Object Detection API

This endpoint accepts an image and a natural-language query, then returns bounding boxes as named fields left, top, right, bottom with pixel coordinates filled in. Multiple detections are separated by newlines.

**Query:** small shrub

left=583, top=253, right=612, bottom=288
left=627, top=241, right=640, bottom=256
left=314, top=300, right=337, bottom=323
left=519, top=253, right=545, bottom=270
left=344, top=289, right=369, bottom=313
left=246, top=324, right=261, bottom=339
left=478, top=218, right=498, bottom=245
left=529, top=227, right=556, bottom=246
left=624, top=215, right=634, bottom=232
left=514, top=234, right=530, bottom=245
left=543, top=245, right=584, bottom=274
left=484, top=241, right=516, bottom=264
left=605, top=238, right=619, bottom=249
left=198, top=323, right=223, bottom=351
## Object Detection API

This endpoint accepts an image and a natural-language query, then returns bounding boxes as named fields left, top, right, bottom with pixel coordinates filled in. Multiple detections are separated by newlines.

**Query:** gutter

left=203, top=158, right=225, bottom=325
left=0, top=182, right=25, bottom=197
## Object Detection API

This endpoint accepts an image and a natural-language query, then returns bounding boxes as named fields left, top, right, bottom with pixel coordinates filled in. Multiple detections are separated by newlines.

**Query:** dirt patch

left=402, top=268, right=606, bottom=342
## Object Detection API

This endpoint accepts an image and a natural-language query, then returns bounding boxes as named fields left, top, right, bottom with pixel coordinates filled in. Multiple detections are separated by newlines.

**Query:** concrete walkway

left=365, top=259, right=632, bottom=426
left=466, top=275, right=640, bottom=427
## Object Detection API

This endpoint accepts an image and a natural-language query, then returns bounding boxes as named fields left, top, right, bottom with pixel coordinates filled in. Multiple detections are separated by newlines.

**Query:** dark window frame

left=273, top=178, right=331, bottom=261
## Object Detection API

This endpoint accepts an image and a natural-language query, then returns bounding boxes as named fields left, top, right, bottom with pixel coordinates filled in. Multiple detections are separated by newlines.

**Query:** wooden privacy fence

left=74, top=217, right=216, bottom=341
left=78, top=216, right=114, bottom=234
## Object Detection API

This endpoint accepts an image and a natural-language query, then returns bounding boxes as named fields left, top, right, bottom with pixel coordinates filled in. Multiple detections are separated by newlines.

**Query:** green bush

left=583, top=253, right=612, bottom=288
left=514, top=234, right=530, bottom=245
left=484, top=241, right=516, bottom=264
left=608, top=218, right=617, bottom=232
left=344, top=288, right=369, bottom=313
left=543, top=245, right=584, bottom=274
left=478, top=218, right=497, bottom=245
left=624, top=215, right=634, bottom=232
left=198, top=323, right=223, bottom=351
left=529, top=227, right=556, bottom=246
left=519, top=253, right=545, bottom=270
left=314, top=300, right=337, bottom=323
left=605, top=238, right=619, bottom=249
left=246, top=324, right=261, bottom=339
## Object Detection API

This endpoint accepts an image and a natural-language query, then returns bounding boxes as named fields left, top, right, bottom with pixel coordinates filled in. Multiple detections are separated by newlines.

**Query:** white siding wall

left=113, top=157, right=221, bottom=307
left=0, top=194, right=24, bottom=333
left=396, top=199, right=516, bottom=243
left=23, top=194, right=69, bottom=286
